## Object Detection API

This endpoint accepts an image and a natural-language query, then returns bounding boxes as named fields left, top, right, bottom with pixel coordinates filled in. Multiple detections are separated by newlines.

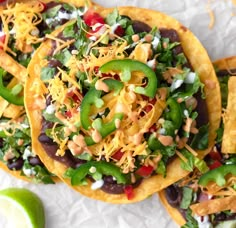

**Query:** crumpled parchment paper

left=1, top=0, right=236, bottom=227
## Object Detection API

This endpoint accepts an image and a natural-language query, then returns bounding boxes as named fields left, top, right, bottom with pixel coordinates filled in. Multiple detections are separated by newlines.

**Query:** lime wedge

left=0, top=188, right=45, bottom=228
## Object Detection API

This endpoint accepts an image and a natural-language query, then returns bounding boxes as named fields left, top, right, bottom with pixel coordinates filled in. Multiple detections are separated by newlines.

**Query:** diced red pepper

left=83, top=9, right=105, bottom=27
left=39, top=1, right=47, bottom=12
left=0, top=34, right=6, bottom=49
left=114, top=25, right=125, bottom=37
left=94, top=66, right=100, bottom=74
left=142, top=98, right=156, bottom=115
left=149, top=124, right=157, bottom=133
left=209, top=160, right=222, bottom=170
left=209, top=149, right=222, bottom=161
left=65, top=110, right=72, bottom=118
left=124, top=185, right=134, bottom=200
left=67, top=90, right=82, bottom=103
left=135, top=165, right=154, bottom=177
left=112, top=149, right=124, bottom=160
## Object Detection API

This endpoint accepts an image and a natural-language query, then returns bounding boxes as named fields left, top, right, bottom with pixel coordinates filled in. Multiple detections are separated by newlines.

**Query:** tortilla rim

left=158, top=56, right=236, bottom=224
left=25, top=6, right=221, bottom=203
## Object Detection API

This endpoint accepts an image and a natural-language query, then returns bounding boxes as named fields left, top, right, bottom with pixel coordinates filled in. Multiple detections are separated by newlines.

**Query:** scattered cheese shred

left=206, top=3, right=215, bottom=29
left=0, top=0, right=44, bottom=53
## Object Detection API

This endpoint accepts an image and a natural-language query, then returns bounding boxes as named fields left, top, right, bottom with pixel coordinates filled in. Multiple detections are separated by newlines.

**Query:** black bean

left=0, top=138, right=4, bottom=148
left=159, top=28, right=180, bottom=43
left=214, top=212, right=227, bottom=222
left=195, top=90, right=209, bottom=128
left=7, top=157, right=24, bottom=170
left=101, top=182, right=125, bottom=194
left=165, top=185, right=182, bottom=208
left=38, top=133, right=55, bottom=145
left=28, top=156, right=44, bottom=166
left=103, top=175, right=116, bottom=184
left=48, top=59, right=63, bottom=69
left=132, top=20, right=151, bottom=33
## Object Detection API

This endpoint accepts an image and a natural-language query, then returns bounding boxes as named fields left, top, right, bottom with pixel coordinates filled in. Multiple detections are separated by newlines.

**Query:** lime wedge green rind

left=0, top=188, right=45, bottom=228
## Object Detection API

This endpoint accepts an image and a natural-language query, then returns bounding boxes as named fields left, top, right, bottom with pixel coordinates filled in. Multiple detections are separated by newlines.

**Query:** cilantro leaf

left=180, top=187, right=193, bottom=209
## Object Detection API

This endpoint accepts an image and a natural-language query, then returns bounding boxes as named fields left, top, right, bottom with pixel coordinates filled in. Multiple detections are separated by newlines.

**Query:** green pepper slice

left=80, top=78, right=124, bottom=130
left=100, top=59, right=158, bottom=98
left=0, top=73, right=24, bottom=106
left=165, top=97, right=182, bottom=130
left=198, top=164, right=236, bottom=187
left=71, top=160, right=128, bottom=185
left=84, top=113, right=124, bottom=146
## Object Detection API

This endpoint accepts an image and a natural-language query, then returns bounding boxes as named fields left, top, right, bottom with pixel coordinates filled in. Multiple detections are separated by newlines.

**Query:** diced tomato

left=0, top=34, right=6, bottom=49
left=67, top=90, right=81, bottom=103
left=124, top=185, right=134, bottom=200
left=209, top=149, right=222, bottom=161
left=143, top=98, right=156, bottom=114
left=65, top=110, right=72, bottom=118
left=209, top=160, right=222, bottom=170
left=114, top=25, right=125, bottom=37
left=135, top=165, right=154, bottom=177
left=39, top=1, right=47, bottom=12
left=112, top=149, right=124, bottom=160
left=94, top=66, right=100, bottom=74
left=83, top=9, right=105, bottom=27
left=149, top=124, right=157, bottom=133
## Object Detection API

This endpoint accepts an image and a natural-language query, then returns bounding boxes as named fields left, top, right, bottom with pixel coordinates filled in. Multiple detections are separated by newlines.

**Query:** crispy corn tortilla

left=190, top=195, right=236, bottom=216
left=0, top=50, right=27, bottom=83
left=0, top=50, right=59, bottom=183
left=25, top=6, right=221, bottom=203
left=222, top=76, right=236, bottom=153
left=158, top=56, right=236, bottom=224
left=214, top=56, right=236, bottom=153
left=158, top=190, right=186, bottom=226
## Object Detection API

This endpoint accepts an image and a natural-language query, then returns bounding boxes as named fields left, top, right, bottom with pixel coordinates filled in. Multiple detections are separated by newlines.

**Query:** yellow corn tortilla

left=158, top=56, right=236, bottom=225
left=0, top=50, right=59, bottom=183
left=25, top=6, right=221, bottom=203
left=190, top=195, right=236, bottom=216
left=222, top=76, right=236, bottom=153
left=158, top=190, right=186, bottom=226
left=214, top=56, right=236, bottom=153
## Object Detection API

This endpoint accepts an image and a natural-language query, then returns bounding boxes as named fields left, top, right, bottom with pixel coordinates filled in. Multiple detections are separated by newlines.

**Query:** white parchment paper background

left=1, top=0, right=236, bottom=227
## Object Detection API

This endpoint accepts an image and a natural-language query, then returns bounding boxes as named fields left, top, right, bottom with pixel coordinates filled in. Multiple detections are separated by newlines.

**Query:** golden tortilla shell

left=158, top=191, right=186, bottom=226
left=213, top=56, right=236, bottom=154
left=222, top=76, right=236, bottom=153
left=25, top=6, right=221, bottom=203
left=190, top=195, right=236, bottom=216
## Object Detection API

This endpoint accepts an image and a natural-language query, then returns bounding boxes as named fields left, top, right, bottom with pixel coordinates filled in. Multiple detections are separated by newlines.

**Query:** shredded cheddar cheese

left=0, top=0, right=44, bottom=53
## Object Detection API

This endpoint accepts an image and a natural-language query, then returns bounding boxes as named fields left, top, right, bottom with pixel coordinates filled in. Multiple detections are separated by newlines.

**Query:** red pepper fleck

left=39, top=1, right=47, bottom=12
left=83, top=9, right=105, bottom=27
left=114, top=25, right=125, bottom=37
left=124, top=185, right=134, bottom=200
left=209, top=149, right=222, bottom=161
left=0, top=34, right=6, bottom=49
left=135, top=165, right=154, bottom=177
left=149, top=124, right=157, bottom=133
left=209, top=160, right=222, bottom=170
left=65, top=110, right=72, bottom=118
left=112, top=149, right=123, bottom=160
left=141, top=98, right=156, bottom=116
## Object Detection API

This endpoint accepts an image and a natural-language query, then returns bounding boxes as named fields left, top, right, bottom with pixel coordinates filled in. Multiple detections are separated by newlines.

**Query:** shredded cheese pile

left=34, top=19, right=201, bottom=174
left=0, top=0, right=44, bottom=54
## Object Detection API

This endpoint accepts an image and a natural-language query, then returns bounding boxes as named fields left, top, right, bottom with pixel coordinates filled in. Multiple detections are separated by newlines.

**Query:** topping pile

left=32, top=7, right=209, bottom=197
